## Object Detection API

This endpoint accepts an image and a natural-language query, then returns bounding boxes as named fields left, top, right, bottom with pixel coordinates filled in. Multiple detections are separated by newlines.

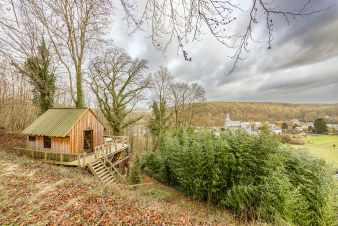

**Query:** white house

left=327, top=124, right=338, bottom=130
left=270, top=124, right=282, bottom=134
left=224, top=113, right=256, bottom=134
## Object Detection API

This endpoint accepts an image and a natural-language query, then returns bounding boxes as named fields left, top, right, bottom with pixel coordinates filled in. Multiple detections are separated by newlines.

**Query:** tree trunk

left=75, top=66, right=84, bottom=107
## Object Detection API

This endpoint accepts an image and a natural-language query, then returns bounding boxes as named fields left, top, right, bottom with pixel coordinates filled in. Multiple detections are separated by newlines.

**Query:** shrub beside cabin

left=22, top=108, right=104, bottom=154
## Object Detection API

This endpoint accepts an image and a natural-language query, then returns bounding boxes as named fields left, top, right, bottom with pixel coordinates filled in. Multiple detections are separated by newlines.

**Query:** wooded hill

left=189, top=102, right=338, bottom=127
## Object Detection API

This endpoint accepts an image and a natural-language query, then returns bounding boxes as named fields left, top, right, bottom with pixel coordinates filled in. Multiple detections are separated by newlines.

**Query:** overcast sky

left=110, top=0, right=338, bottom=104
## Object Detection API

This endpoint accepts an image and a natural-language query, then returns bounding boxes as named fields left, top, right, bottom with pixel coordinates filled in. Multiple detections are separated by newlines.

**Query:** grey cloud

left=110, top=0, right=338, bottom=104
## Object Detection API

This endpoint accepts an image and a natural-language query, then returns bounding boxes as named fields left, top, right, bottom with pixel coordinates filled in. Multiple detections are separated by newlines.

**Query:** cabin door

left=83, top=130, right=94, bottom=153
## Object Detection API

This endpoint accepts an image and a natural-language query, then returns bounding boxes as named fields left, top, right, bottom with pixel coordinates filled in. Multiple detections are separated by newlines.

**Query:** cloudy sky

left=110, top=0, right=338, bottom=104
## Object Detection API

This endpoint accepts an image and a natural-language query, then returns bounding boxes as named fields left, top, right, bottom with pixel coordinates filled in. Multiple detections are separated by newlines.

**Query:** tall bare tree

left=186, top=82, right=206, bottom=125
left=0, top=58, right=38, bottom=132
left=170, top=81, right=206, bottom=128
left=89, top=48, right=150, bottom=135
left=0, top=1, right=57, bottom=114
left=149, top=67, right=173, bottom=148
left=25, top=0, right=112, bottom=107
left=151, top=67, right=173, bottom=107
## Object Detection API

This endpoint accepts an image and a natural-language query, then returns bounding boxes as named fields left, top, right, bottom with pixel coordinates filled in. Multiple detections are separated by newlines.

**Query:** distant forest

left=190, top=102, right=338, bottom=127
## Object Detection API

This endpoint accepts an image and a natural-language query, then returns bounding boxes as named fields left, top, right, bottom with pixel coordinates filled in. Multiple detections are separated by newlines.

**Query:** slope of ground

left=0, top=149, right=267, bottom=226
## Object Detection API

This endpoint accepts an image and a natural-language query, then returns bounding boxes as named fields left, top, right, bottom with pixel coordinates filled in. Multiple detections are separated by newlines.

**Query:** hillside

left=190, top=102, right=338, bottom=127
left=0, top=135, right=262, bottom=226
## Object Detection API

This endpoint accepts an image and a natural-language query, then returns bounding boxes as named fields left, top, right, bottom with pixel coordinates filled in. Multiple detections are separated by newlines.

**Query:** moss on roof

left=22, top=108, right=88, bottom=137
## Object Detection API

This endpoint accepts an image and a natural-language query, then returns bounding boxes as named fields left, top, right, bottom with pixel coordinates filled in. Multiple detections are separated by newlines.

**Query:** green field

left=293, top=135, right=338, bottom=169
left=292, top=135, right=338, bottom=218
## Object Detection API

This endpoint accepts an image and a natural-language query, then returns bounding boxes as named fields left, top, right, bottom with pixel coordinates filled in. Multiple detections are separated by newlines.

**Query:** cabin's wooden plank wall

left=26, top=109, right=104, bottom=154
left=52, top=137, right=70, bottom=152
left=68, top=110, right=104, bottom=154
left=27, top=136, right=70, bottom=153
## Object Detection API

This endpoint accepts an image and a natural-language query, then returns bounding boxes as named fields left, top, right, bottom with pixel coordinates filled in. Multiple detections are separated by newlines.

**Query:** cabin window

left=43, top=136, right=51, bottom=149
left=28, top=136, right=36, bottom=142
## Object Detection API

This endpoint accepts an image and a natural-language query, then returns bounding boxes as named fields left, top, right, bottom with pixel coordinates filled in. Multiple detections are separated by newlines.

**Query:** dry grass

left=0, top=148, right=268, bottom=226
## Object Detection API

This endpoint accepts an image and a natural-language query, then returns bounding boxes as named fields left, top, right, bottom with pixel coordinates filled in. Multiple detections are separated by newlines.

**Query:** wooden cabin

left=22, top=108, right=104, bottom=154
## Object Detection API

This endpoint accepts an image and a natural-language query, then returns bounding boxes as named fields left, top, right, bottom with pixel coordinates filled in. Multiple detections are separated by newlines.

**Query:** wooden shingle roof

left=22, top=108, right=89, bottom=137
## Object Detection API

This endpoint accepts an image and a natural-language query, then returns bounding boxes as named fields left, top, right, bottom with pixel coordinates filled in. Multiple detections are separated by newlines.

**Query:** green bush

left=279, top=134, right=305, bottom=145
left=142, top=130, right=335, bottom=225
left=128, top=155, right=143, bottom=184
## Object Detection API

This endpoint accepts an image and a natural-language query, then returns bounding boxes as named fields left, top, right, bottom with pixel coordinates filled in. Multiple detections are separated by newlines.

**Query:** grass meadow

left=292, top=135, right=338, bottom=168
left=292, top=134, right=338, bottom=223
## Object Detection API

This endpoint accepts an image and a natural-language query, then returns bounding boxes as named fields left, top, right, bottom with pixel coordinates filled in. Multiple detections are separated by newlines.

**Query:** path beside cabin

left=0, top=148, right=261, bottom=226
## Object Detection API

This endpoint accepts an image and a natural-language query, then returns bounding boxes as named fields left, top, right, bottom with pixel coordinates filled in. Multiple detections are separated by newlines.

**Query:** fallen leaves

left=0, top=150, right=236, bottom=226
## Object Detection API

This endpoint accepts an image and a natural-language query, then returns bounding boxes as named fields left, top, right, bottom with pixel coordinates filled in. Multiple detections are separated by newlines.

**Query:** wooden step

left=99, top=173, right=112, bottom=181
left=93, top=162, right=105, bottom=168
left=93, top=167, right=112, bottom=177
left=92, top=162, right=103, bottom=167
left=97, top=172, right=111, bottom=179
left=95, top=168, right=108, bottom=174
left=93, top=166, right=106, bottom=172
left=91, top=160, right=103, bottom=166
left=101, top=175, right=114, bottom=184
left=94, top=168, right=108, bottom=176
left=88, top=158, right=118, bottom=185
left=103, top=176, right=115, bottom=184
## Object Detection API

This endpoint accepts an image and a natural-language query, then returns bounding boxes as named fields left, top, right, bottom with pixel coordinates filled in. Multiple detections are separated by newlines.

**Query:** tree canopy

left=314, top=118, right=328, bottom=134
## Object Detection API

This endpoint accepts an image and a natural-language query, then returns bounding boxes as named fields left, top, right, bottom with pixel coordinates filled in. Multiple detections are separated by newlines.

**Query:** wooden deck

left=76, top=143, right=129, bottom=167
left=15, top=136, right=130, bottom=167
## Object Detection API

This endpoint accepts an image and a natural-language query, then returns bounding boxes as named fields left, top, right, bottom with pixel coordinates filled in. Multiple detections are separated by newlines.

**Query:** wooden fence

left=15, top=147, right=80, bottom=164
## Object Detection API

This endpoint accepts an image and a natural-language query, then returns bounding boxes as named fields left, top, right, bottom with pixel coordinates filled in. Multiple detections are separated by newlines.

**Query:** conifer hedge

left=141, top=130, right=335, bottom=225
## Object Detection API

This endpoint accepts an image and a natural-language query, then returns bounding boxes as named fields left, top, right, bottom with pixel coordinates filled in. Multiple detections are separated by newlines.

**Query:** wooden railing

left=78, top=136, right=129, bottom=167
left=105, top=136, right=129, bottom=145
left=16, top=136, right=130, bottom=167
left=15, top=147, right=80, bottom=164
left=95, top=144, right=115, bottom=159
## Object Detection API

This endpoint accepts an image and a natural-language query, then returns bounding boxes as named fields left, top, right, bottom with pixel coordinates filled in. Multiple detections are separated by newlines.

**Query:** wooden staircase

left=88, top=159, right=115, bottom=185
left=85, top=137, right=130, bottom=185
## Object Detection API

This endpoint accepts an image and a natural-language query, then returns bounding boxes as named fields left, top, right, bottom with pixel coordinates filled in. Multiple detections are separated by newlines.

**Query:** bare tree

left=0, top=1, right=57, bottom=113
left=24, top=0, right=112, bottom=107
left=121, top=0, right=327, bottom=73
left=149, top=67, right=173, bottom=148
left=0, top=58, right=38, bottom=132
left=151, top=67, right=173, bottom=105
left=186, top=82, right=206, bottom=125
left=89, top=48, right=150, bottom=135
left=171, top=82, right=189, bottom=128
left=170, top=81, right=206, bottom=128
left=0, top=1, right=41, bottom=60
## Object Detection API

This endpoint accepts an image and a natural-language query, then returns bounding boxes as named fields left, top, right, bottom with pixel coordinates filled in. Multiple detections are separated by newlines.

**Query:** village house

left=223, top=113, right=285, bottom=135
left=270, top=124, right=282, bottom=134
left=327, top=123, right=338, bottom=130
left=224, top=113, right=256, bottom=134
